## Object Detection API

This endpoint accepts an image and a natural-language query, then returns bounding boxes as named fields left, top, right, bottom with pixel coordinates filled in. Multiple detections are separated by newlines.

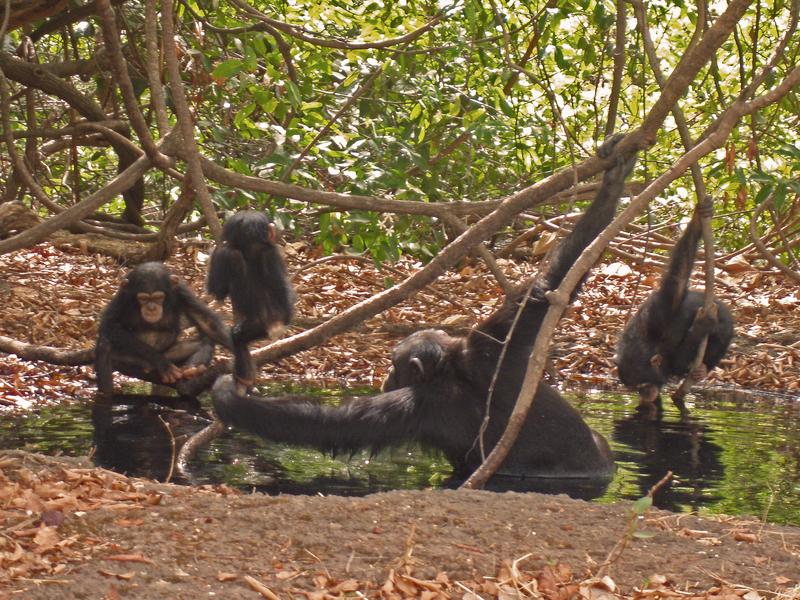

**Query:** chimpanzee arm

left=541, top=134, right=638, bottom=292
left=648, top=203, right=706, bottom=329
left=176, top=283, right=234, bottom=350
left=207, top=245, right=241, bottom=301
left=256, top=246, right=295, bottom=324
left=212, top=375, right=422, bottom=454
left=94, top=338, right=115, bottom=394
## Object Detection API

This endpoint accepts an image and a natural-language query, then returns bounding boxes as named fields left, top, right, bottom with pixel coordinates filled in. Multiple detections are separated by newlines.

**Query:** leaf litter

left=1, top=243, right=799, bottom=598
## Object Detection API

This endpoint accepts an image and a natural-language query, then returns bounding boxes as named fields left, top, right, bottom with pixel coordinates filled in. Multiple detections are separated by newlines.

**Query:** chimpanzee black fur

left=95, top=262, right=232, bottom=394
left=212, top=136, right=637, bottom=479
left=615, top=200, right=734, bottom=409
left=207, top=211, right=296, bottom=387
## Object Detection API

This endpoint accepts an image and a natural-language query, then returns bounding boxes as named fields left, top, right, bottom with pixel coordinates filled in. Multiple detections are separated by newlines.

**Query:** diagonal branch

left=161, top=0, right=223, bottom=240
left=463, top=63, right=800, bottom=489
left=228, top=0, right=445, bottom=50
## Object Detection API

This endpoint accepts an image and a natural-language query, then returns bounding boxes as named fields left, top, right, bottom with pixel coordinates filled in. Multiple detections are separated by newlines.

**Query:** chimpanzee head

left=615, top=336, right=667, bottom=406
left=221, top=210, right=276, bottom=251
left=123, top=262, right=179, bottom=325
left=382, top=329, right=460, bottom=392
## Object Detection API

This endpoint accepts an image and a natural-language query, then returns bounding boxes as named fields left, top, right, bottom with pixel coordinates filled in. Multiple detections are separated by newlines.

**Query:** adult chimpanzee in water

left=212, top=136, right=637, bottom=480
left=615, top=199, right=734, bottom=413
left=207, top=211, right=296, bottom=393
left=95, top=262, right=233, bottom=395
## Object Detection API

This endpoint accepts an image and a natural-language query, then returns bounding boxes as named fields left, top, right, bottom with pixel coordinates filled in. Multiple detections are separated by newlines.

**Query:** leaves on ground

left=0, top=243, right=797, bottom=407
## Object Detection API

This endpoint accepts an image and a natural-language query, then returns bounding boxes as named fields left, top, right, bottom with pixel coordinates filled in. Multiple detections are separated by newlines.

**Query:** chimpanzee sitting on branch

left=207, top=211, right=296, bottom=393
left=615, top=198, right=734, bottom=412
left=212, top=135, right=637, bottom=480
left=95, top=262, right=232, bottom=395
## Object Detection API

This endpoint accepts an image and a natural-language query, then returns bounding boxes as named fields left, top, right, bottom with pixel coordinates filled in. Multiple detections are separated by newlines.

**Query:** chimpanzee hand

left=159, top=363, right=184, bottom=384
left=698, top=196, right=714, bottom=219
left=690, top=304, right=719, bottom=337
left=598, top=133, right=637, bottom=184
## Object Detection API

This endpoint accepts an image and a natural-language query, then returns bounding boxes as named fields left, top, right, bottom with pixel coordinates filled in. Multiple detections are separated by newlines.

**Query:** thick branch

left=0, top=50, right=146, bottom=224
left=0, top=130, right=178, bottom=254
left=749, top=193, right=800, bottom=283
left=604, top=0, right=627, bottom=137
left=161, top=0, right=223, bottom=240
left=463, top=63, right=800, bottom=490
left=0, top=335, right=93, bottom=365
left=96, top=0, right=165, bottom=164
left=229, top=0, right=444, bottom=50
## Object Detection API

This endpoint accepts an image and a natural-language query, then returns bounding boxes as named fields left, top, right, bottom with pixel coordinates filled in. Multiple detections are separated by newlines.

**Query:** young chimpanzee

left=95, top=262, right=233, bottom=395
left=206, top=211, right=296, bottom=392
left=615, top=199, right=734, bottom=412
left=211, top=136, right=637, bottom=481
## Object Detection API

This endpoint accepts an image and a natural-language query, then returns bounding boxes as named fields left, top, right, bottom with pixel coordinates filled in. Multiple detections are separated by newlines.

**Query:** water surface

left=1, top=386, right=798, bottom=524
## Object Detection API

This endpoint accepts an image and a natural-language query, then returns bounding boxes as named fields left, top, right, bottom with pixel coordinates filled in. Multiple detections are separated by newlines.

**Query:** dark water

left=1, top=387, right=798, bottom=524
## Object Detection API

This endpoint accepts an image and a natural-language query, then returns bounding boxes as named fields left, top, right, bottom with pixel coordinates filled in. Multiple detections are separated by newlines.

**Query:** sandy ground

left=2, top=452, right=799, bottom=599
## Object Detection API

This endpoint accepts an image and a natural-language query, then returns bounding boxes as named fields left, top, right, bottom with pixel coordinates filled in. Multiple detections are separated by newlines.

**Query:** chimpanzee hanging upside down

left=615, top=198, right=734, bottom=412
left=212, top=136, right=637, bottom=480
left=207, top=211, right=296, bottom=392
left=95, top=262, right=233, bottom=395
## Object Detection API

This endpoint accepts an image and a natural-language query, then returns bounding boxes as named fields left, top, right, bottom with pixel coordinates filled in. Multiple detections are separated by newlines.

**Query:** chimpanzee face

left=123, top=262, right=179, bottom=325
left=382, top=329, right=456, bottom=391
left=137, top=291, right=166, bottom=324
left=615, top=347, right=666, bottom=391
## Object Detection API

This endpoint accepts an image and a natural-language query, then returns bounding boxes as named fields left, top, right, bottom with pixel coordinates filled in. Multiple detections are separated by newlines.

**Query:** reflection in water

left=91, top=394, right=211, bottom=481
left=90, top=394, right=611, bottom=499
left=0, top=388, right=798, bottom=523
left=612, top=411, right=724, bottom=512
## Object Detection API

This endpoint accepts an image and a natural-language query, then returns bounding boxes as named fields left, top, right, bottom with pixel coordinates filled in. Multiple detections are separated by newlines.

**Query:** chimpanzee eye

left=151, top=291, right=166, bottom=303
left=136, top=292, right=150, bottom=304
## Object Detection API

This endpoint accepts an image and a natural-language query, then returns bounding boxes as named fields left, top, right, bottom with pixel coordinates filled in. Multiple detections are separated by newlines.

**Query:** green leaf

left=632, top=495, right=652, bottom=514
left=286, top=80, right=303, bottom=109
left=212, top=59, right=244, bottom=79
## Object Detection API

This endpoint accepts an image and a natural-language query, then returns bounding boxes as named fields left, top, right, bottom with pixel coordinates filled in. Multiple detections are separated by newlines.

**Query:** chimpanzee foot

left=180, top=364, right=208, bottom=379
left=268, top=322, right=288, bottom=339
left=234, top=375, right=254, bottom=397
left=697, top=196, right=714, bottom=219
left=597, top=133, right=625, bottom=158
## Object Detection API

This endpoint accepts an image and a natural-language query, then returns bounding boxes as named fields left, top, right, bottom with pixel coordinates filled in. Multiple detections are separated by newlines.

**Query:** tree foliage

left=0, top=0, right=796, bottom=265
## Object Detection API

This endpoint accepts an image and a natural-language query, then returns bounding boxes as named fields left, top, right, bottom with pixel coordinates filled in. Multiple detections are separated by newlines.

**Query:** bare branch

left=0, top=130, right=179, bottom=254
left=228, top=0, right=444, bottom=50
left=463, top=63, right=800, bottom=489
left=749, top=193, right=800, bottom=283
left=161, top=0, right=223, bottom=240
left=604, top=0, right=627, bottom=137
left=0, top=334, right=93, bottom=365
left=96, top=0, right=166, bottom=165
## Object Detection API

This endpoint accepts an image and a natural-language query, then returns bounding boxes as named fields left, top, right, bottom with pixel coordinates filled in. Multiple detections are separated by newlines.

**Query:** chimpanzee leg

left=165, top=337, right=215, bottom=380
left=230, top=318, right=267, bottom=390
left=94, top=339, right=115, bottom=395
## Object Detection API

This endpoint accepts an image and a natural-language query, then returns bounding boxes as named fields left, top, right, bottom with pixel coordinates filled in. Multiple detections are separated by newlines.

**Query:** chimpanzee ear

left=410, top=357, right=425, bottom=382
left=267, top=222, right=277, bottom=243
left=170, top=274, right=180, bottom=287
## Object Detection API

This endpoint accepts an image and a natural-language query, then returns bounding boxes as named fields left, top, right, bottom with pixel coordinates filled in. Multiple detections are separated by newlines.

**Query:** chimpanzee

left=95, top=262, right=233, bottom=395
left=211, top=135, right=637, bottom=480
left=615, top=199, right=734, bottom=411
left=207, top=211, right=296, bottom=392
